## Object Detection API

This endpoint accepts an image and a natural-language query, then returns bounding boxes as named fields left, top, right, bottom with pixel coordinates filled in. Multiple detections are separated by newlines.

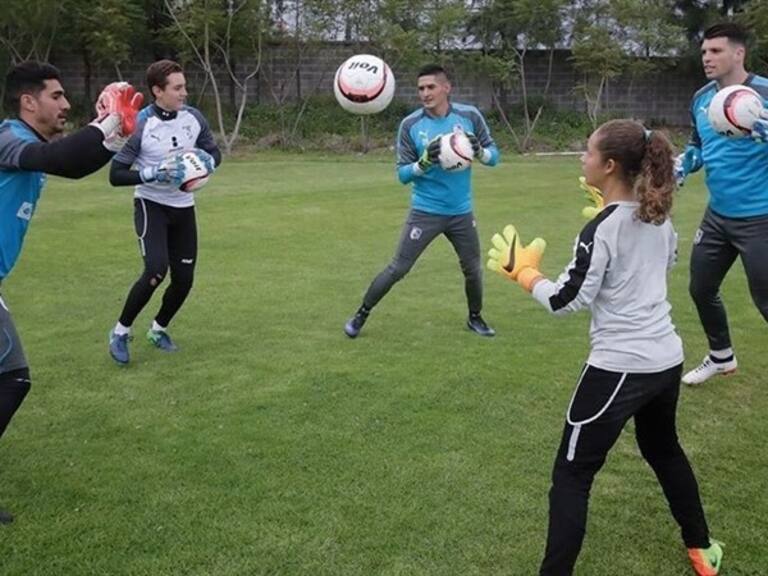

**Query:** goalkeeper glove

left=416, top=136, right=441, bottom=173
left=140, top=154, right=186, bottom=186
left=467, top=132, right=492, bottom=163
left=751, top=110, right=768, bottom=143
left=92, top=82, right=144, bottom=152
left=579, top=176, right=604, bottom=220
left=90, top=114, right=126, bottom=153
left=191, top=148, right=216, bottom=174
left=487, top=224, right=546, bottom=292
left=673, top=146, right=703, bottom=187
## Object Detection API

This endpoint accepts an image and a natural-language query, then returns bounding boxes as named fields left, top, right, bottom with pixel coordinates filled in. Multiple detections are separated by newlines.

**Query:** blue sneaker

left=467, top=313, right=495, bottom=337
left=146, top=329, right=178, bottom=352
left=0, top=507, right=14, bottom=524
left=344, top=310, right=369, bottom=338
left=109, top=330, right=131, bottom=365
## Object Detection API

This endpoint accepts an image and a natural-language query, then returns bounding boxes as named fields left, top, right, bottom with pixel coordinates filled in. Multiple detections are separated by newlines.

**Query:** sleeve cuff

left=139, top=166, right=155, bottom=183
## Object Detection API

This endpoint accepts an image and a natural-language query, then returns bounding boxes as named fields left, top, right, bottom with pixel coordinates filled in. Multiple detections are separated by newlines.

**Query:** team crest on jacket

left=16, top=202, right=34, bottom=221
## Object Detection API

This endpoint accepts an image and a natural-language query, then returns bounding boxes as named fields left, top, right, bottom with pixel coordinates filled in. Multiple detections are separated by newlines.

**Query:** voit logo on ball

left=334, top=54, right=396, bottom=115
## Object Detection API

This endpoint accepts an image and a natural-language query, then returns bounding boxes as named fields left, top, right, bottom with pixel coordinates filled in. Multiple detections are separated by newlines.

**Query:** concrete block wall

left=49, top=44, right=706, bottom=126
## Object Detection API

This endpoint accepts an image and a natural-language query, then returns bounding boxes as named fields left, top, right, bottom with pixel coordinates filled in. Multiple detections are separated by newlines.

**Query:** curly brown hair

left=595, top=119, right=675, bottom=225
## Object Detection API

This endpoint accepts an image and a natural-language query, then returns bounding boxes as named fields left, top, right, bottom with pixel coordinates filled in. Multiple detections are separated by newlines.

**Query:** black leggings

left=539, top=364, right=710, bottom=576
left=0, top=368, right=31, bottom=439
left=118, top=198, right=197, bottom=328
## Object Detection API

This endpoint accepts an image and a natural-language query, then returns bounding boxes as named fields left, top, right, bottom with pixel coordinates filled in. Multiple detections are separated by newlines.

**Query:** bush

left=64, top=92, right=686, bottom=154
left=237, top=95, right=415, bottom=151
left=485, top=104, right=595, bottom=152
left=234, top=96, right=600, bottom=153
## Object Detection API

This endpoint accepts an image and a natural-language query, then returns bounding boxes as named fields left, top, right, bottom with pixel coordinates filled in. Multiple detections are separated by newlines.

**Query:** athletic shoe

left=0, top=507, right=13, bottom=525
left=688, top=540, right=723, bottom=576
left=146, top=329, right=178, bottom=352
left=467, top=314, right=496, bottom=337
left=682, top=355, right=738, bottom=385
left=344, top=310, right=369, bottom=338
left=108, top=330, right=131, bottom=365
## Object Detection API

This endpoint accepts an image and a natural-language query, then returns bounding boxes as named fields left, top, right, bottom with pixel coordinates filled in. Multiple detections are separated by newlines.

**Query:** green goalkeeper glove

left=487, top=225, right=546, bottom=292
left=417, top=136, right=441, bottom=172
left=579, top=176, right=604, bottom=220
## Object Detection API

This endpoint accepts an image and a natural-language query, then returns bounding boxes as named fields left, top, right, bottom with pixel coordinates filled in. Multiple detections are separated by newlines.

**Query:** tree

left=338, top=0, right=428, bottom=68
left=0, top=0, right=62, bottom=64
left=739, top=0, right=768, bottom=72
left=422, top=0, right=469, bottom=54
left=568, top=0, right=685, bottom=128
left=468, top=0, right=567, bottom=151
left=165, top=0, right=268, bottom=154
left=610, top=0, right=686, bottom=101
left=571, top=26, right=625, bottom=128
left=61, top=0, right=145, bottom=103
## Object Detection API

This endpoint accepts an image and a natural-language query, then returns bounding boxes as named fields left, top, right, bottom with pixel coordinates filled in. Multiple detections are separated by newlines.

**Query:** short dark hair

left=4, top=61, right=62, bottom=114
left=417, top=64, right=450, bottom=82
left=703, top=22, right=750, bottom=46
left=146, top=59, right=184, bottom=93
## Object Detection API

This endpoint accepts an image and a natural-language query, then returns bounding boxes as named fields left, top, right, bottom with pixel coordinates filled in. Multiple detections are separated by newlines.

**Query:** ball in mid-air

left=334, top=54, right=395, bottom=115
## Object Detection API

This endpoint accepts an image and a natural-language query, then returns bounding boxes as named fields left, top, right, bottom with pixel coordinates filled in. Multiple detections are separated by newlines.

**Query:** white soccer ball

left=333, top=54, right=395, bottom=115
left=707, top=84, right=765, bottom=138
left=179, top=151, right=210, bottom=192
left=439, top=129, right=473, bottom=172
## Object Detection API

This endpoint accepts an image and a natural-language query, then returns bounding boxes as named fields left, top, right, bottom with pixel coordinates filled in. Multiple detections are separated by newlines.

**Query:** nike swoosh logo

left=503, top=237, right=517, bottom=272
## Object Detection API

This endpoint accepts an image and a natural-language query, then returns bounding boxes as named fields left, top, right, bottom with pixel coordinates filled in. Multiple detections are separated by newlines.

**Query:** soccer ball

left=439, top=128, right=473, bottom=172
left=333, top=54, right=395, bottom=115
left=179, top=151, right=211, bottom=192
left=707, top=84, right=765, bottom=138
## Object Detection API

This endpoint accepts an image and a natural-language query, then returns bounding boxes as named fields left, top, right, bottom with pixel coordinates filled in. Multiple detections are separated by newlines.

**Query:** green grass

left=1, top=153, right=766, bottom=575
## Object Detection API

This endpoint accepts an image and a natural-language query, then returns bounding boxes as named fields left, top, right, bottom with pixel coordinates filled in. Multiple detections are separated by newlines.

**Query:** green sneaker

left=146, top=329, right=178, bottom=352
left=688, top=539, right=723, bottom=576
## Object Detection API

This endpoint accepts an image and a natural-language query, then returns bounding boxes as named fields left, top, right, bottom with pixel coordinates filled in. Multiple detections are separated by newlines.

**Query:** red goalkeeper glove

left=93, top=82, right=144, bottom=151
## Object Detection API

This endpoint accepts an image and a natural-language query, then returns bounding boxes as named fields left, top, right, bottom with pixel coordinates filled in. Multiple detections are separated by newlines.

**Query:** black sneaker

left=467, top=314, right=495, bottom=337
left=0, top=507, right=14, bottom=525
left=344, top=309, right=369, bottom=338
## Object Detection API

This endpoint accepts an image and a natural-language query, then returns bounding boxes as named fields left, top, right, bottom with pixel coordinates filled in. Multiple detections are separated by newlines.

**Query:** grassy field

left=0, top=152, right=766, bottom=575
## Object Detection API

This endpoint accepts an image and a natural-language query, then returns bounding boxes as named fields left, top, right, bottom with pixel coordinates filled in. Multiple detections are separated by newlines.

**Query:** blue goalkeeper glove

left=751, top=110, right=768, bottom=143
left=140, top=154, right=186, bottom=186
left=191, top=148, right=216, bottom=174
left=674, top=146, right=703, bottom=187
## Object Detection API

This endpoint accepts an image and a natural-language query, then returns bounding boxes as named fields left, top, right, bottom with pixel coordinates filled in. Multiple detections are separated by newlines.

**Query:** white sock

left=151, top=320, right=167, bottom=333
left=710, top=348, right=734, bottom=361
left=113, top=322, right=131, bottom=336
